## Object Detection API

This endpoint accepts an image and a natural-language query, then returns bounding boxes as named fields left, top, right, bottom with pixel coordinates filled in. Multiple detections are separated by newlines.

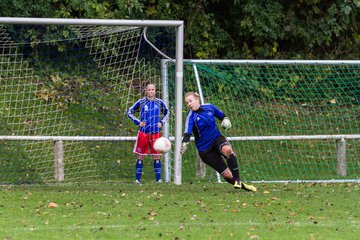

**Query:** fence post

left=54, top=140, right=64, bottom=181
left=195, top=153, right=206, bottom=178
left=336, top=138, right=346, bottom=176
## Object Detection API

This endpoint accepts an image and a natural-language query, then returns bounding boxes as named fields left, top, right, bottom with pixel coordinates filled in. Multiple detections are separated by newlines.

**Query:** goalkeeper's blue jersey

left=183, top=103, right=225, bottom=152
left=127, top=97, right=169, bottom=134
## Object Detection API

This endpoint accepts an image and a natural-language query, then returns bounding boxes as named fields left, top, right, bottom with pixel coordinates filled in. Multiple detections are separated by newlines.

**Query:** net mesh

left=174, top=62, right=360, bottom=182
left=0, top=24, right=175, bottom=184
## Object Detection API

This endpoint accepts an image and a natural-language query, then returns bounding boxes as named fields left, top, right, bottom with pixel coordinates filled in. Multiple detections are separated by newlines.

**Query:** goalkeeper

left=180, top=92, right=256, bottom=192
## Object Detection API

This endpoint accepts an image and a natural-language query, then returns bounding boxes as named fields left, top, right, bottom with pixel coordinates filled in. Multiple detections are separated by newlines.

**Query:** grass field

left=0, top=182, right=358, bottom=240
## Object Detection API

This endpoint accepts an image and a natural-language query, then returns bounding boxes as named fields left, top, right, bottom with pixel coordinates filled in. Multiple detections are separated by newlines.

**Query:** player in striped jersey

left=127, top=84, right=169, bottom=184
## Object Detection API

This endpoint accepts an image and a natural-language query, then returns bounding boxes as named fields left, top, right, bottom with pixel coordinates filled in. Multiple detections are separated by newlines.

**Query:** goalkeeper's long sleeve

left=183, top=104, right=224, bottom=152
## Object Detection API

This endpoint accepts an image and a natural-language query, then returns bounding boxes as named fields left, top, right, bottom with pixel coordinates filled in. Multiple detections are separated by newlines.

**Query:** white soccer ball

left=153, top=137, right=171, bottom=153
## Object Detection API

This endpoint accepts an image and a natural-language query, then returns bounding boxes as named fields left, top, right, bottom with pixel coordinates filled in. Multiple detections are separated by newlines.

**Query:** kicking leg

left=221, top=145, right=240, bottom=181
left=221, top=145, right=257, bottom=192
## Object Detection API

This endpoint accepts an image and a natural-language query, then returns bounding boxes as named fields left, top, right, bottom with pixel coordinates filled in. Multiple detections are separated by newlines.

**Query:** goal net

left=0, top=20, right=178, bottom=184
left=173, top=60, right=360, bottom=183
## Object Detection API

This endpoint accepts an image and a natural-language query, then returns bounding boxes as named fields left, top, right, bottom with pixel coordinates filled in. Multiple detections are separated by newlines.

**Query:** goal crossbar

left=0, top=17, right=183, bottom=27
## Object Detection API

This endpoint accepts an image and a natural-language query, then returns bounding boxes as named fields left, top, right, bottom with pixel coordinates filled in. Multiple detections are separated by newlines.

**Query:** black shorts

left=199, top=135, right=231, bottom=174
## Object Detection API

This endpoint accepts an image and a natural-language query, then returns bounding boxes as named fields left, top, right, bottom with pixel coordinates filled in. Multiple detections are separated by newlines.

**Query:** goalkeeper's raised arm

left=180, top=92, right=256, bottom=192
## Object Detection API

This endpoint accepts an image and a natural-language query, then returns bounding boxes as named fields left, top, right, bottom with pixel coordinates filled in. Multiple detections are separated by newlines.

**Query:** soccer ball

left=153, top=137, right=171, bottom=153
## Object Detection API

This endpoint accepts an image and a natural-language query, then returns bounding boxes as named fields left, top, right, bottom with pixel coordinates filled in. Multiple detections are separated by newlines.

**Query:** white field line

left=2, top=220, right=359, bottom=232
left=251, top=179, right=360, bottom=184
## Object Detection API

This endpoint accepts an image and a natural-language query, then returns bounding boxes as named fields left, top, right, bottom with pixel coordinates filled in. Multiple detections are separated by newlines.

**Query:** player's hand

left=180, top=142, right=189, bottom=155
left=157, top=122, right=163, bottom=128
left=221, top=117, right=232, bottom=130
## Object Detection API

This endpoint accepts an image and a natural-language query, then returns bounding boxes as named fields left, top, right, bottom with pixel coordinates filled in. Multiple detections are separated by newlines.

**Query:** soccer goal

left=166, top=59, right=360, bottom=183
left=0, top=17, right=184, bottom=184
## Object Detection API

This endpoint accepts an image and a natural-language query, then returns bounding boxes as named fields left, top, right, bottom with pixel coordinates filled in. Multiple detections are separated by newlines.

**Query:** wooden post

left=336, top=138, right=346, bottom=176
left=54, top=140, right=64, bottom=181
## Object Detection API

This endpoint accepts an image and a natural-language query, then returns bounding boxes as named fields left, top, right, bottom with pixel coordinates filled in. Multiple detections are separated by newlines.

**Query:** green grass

left=0, top=182, right=358, bottom=240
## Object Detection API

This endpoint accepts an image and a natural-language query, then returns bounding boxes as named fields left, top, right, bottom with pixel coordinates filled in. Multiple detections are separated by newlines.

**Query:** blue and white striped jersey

left=127, top=97, right=169, bottom=134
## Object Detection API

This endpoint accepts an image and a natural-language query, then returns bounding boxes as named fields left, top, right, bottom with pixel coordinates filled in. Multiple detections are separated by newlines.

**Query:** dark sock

left=223, top=176, right=235, bottom=185
left=226, top=154, right=240, bottom=181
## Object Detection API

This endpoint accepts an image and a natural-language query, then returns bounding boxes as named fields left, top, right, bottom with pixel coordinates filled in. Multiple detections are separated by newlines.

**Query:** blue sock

left=136, top=159, right=143, bottom=181
left=153, top=159, right=162, bottom=181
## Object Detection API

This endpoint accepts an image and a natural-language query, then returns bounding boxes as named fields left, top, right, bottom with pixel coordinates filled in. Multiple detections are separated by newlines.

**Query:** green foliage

left=51, top=0, right=112, bottom=19
left=0, top=0, right=53, bottom=17
left=215, top=0, right=360, bottom=59
left=111, top=0, right=144, bottom=19
left=0, top=0, right=359, bottom=59
left=139, top=0, right=230, bottom=59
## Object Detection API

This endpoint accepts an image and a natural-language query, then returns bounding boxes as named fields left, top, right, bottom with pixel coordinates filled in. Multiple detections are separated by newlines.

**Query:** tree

left=0, top=0, right=359, bottom=59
